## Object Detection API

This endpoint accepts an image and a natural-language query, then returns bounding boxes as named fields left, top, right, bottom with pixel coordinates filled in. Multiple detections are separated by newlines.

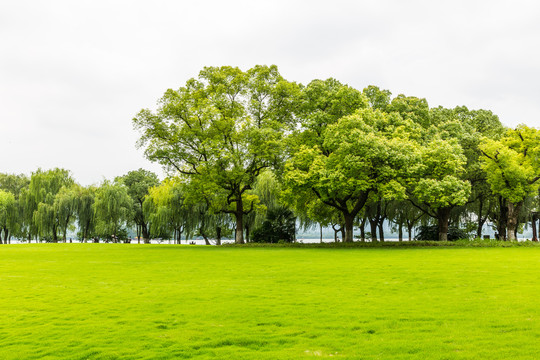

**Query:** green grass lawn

left=1, top=245, right=540, bottom=359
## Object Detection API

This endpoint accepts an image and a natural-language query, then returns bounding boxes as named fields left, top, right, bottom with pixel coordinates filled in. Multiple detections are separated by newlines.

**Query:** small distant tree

left=75, top=185, right=96, bottom=242
left=118, top=169, right=160, bottom=242
left=0, top=190, right=16, bottom=244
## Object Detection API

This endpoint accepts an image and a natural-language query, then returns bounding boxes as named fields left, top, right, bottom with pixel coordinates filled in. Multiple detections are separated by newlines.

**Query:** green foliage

left=0, top=190, right=16, bottom=243
left=480, top=125, right=540, bottom=204
left=409, top=138, right=471, bottom=210
left=284, top=107, right=416, bottom=242
left=118, top=168, right=160, bottom=240
left=414, top=224, right=470, bottom=241
left=251, top=207, right=296, bottom=243
left=134, top=65, right=299, bottom=243
left=28, top=168, right=74, bottom=241
left=93, top=180, right=133, bottom=240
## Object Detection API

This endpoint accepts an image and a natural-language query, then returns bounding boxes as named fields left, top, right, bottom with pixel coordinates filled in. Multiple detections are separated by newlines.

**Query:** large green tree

left=407, top=138, right=471, bottom=241
left=480, top=125, right=540, bottom=241
left=134, top=65, right=298, bottom=243
left=285, top=108, right=416, bottom=242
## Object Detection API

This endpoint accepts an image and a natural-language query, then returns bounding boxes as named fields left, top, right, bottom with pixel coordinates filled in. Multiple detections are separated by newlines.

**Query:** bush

left=251, top=207, right=296, bottom=243
left=414, top=225, right=470, bottom=241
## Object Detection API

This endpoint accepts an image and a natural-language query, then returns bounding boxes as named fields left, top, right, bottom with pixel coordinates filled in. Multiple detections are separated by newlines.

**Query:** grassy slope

left=1, top=245, right=540, bottom=359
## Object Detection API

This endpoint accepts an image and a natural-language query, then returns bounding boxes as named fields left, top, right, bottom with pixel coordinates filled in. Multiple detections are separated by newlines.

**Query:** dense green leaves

left=3, top=65, right=539, bottom=244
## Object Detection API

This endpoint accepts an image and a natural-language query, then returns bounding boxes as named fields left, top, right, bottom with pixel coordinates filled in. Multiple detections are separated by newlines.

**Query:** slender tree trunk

left=497, top=196, right=508, bottom=240
left=476, top=197, right=484, bottom=239
left=359, top=217, right=366, bottom=242
left=52, top=224, right=58, bottom=243
left=234, top=199, right=244, bottom=244
left=378, top=222, right=384, bottom=242
left=407, top=222, right=413, bottom=241
left=507, top=201, right=522, bottom=241
left=245, top=224, right=250, bottom=243
left=332, top=224, right=341, bottom=242
left=532, top=214, right=538, bottom=242
left=319, top=223, right=323, bottom=243
left=398, top=222, right=403, bottom=242
left=437, top=207, right=451, bottom=241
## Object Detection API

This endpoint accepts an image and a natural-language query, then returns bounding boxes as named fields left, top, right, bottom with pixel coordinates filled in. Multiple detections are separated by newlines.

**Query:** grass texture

left=1, top=244, right=540, bottom=359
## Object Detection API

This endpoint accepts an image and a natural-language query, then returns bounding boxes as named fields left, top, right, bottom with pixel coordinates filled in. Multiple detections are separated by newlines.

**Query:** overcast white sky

left=1, top=0, right=540, bottom=185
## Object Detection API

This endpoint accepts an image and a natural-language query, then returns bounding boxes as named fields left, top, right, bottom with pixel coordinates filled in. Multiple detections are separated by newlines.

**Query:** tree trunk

left=407, top=222, right=413, bottom=241
left=507, top=201, right=522, bottom=241
left=216, top=226, right=222, bottom=246
left=398, top=222, right=403, bottom=242
left=52, top=224, right=58, bottom=243
left=359, top=217, right=366, bottom=242
left=343, top=214, right=354, bottom=242
left=532, top=214, right=538, bottom=242
left=437, top=207, right=451, bottom=241
left=378, top=222, right=384, bottom=242
left=245, top=224, right=250, bottom=243
left=369, top=218, right=377, bottom=242
left=497, top=196, right=508, bottom=240
left=142, top=223, right=150, bottom=243
left=319, top=223, right=323, bottom=243
left=476, top=197, right=484, bottom=239
left=234, top=199, right=244, bottom=244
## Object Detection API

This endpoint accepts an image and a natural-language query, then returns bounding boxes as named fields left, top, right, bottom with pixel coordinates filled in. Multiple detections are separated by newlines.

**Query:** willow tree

left=0, top=173, right=29, bottom=241
left=29, top=168, right=74, bottom=242
left=53, top=184, right=79, bottom=242
left=93, top=180, right=133, bottom=242
left=480, top=125, right=540, bottom=241
left=75, top=185, right=96, bottom=242
left=144, top=178, right=198, bottom=244
left=0, top=190, right=16, bottom=244
left=134, top=65, right=298, bottom=243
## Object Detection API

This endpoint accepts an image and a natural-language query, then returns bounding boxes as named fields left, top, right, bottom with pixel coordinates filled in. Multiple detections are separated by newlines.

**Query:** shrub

left=414, top=225, right=470, bottom=241
left=251, top=207, right=296, bottom=243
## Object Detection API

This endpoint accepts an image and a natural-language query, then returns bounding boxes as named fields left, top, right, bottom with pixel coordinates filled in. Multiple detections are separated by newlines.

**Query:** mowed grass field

left=1, top=245, right=540, bottom=359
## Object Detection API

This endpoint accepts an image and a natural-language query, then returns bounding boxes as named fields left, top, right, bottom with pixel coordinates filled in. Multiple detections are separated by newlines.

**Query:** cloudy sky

left=1, top=0, right=539, bottom=185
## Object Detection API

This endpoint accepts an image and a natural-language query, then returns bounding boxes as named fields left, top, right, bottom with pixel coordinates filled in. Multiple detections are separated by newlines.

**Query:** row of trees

left=2, top=65, right=539, bottom=244
left=132, top=65, right=540, bottom=243
left=0, top=167, right=283, bottom=244
left=0, top=169, right=157, bottom=243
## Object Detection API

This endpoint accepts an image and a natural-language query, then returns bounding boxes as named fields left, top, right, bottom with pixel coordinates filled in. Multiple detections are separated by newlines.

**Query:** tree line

left=1, top=65, right=539, bottom=244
